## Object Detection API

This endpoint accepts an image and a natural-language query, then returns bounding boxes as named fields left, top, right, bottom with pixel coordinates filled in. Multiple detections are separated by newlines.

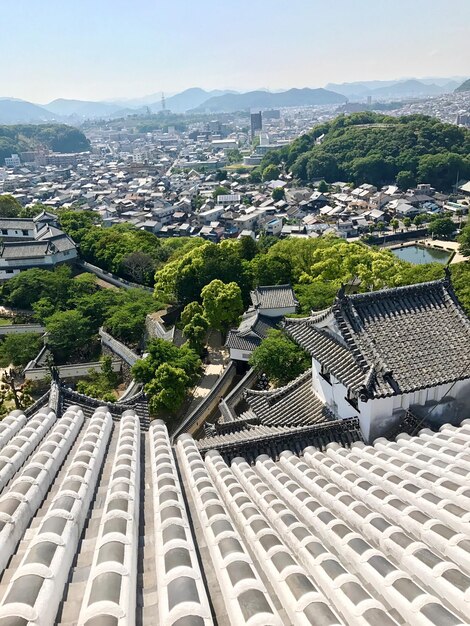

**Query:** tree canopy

left=132, top=339, right=201, bottom=416
left=458, top=222, right=470, bottom=257
left=0, top=266, right=163, bottom=360
left=249, top=329, right=310, bottom=387
left=0, top=124, right=90, bottom=162
left=259, top=113, right=470, bottom=190
left=201, top=279, right=243, bottom=334
left=0, top=333, right=42, bottom=368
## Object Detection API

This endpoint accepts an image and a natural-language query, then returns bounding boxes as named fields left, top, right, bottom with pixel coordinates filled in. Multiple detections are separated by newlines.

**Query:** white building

left=285, top=277, right=470, bottom=442
left=4, top=154, right=21, bottom=168
left=0, top=211, right=77, bottom=280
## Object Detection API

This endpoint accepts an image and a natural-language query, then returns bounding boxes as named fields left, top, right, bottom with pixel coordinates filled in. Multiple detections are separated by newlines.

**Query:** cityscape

left=0, top=1, right=469, bottom=625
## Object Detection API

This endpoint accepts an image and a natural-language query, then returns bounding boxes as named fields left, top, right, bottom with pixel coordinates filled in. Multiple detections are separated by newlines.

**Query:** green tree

left=132, top=339, right=201, bottom=417
left=212, top=186, right=230, bottom=199
left=104, top=290, right=159, bottom=344
left=146, top=364, right=189, bottom=413
left=458, top=222, right=470, bottom=257
left=1, top=265, right=73, bottom=309
left=121, top=251, right=156, bottom=285
left=249, top=169, right=262, bottom=183
left=272, top=186, right=285, bottom=201
left=249, top=329, right=310, bottom=387
left=428, top=217, right=455, bottom=239
left=391, top=219, right=399, bottom=232
left=318, top=180, right=329, bottom=193
left=239, top=235, right=258, bottom=261
left=413, top=214, right=428, bottom=227
left=294, top=282, right=338, bottom=314
left=183, top=313, right=208, bottom=354
left=76, top=356, right=119, bottom=402
left=226, top=149, right=242, bottom=164
left=250, top=254, right=292, bottom=286
left=0, top=195, right=21, bottom=217
left=403, top=217, right=412, bottom=229
left=396, top=170, right=416, bottom=190
left=45, top=309, right=93, bottom=360
left=201, top=280, right=243, bottom=334
left=262, top=164, right=280, bottom=181
left=0, top=333, right=42, bottom=368
left=180, top=301, right=204, bottom=327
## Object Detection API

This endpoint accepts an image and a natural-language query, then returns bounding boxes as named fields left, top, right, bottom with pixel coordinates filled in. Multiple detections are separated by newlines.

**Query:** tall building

left=250, top=111, right=262, bottom=138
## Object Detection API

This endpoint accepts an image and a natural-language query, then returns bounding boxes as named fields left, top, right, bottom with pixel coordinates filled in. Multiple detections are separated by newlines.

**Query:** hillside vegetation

left=0, top=124, right=90, bottom=161
left=455, top=78, right=470, bottom=92
left=259, top=112, right=470, bottom=190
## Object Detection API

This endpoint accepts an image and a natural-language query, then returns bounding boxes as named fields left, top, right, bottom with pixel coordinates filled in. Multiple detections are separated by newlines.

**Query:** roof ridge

left=244, top=368, right=312, bottom=399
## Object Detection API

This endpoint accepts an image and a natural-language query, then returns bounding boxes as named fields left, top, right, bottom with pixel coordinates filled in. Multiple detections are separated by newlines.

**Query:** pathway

left=185, top=330, right=228, bottom=415
left=417, top=239, right=468, bottom=264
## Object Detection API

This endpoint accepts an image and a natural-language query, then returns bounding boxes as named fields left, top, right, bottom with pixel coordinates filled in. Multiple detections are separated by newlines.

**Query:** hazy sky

left=2, top=0, right=469, bottom=103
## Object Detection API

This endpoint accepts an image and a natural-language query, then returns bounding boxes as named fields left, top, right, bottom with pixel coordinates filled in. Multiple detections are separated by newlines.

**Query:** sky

left=1, top=0, right=469, bottom=103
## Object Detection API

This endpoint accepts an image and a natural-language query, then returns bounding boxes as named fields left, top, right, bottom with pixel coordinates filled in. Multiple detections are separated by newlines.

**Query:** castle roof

left=285, top=279, right=470, bottom=399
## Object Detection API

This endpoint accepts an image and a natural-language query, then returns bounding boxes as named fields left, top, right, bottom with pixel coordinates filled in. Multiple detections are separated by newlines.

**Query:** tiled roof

left=333, top=279, right=470, bottom=397
left=0, top=218, right=34, bottom=230
left=251, top=284, right=298, bottom=310
left=225, top=330, right=261, bottom=351
left=225, top=310, right=280, bottom=351
left=286, top=279, right=470, bottom=399
left=0, top=241, right=50, bottom=259
left=0, top=389, right=470, bottom=624
left=245, top=369, right=334, bottom=427
left=284, top=318, right=366, bottom=392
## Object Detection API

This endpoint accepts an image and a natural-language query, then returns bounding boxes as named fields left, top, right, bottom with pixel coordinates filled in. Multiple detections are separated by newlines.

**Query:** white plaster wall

left=230, top=348, right=252, bottom=362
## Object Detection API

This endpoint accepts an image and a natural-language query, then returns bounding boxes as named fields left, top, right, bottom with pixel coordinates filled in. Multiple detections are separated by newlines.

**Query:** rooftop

left=251, top=284, right=298, bottom=311
left=285, top=278, right=470, bottom=399
left=0, top=390, right=469, bottom=626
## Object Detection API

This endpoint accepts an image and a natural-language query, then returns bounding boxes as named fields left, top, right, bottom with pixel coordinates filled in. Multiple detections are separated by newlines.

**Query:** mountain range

left=191, top=88, right=346, bottom=112
left=455, top=78, right=470, bottom=93
left=0, top=77, right=467, bottom=124
left=326, top=78, right=464, bottom=100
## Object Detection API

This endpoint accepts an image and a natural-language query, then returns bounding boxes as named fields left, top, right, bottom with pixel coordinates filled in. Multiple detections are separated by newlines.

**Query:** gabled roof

left=245, top=368, right=334, bottom=427
left=285, top=278, right=470, bottom=399
left=225, top=309, right=279, bottom=351
left=250, top=284, right=298, bottom=310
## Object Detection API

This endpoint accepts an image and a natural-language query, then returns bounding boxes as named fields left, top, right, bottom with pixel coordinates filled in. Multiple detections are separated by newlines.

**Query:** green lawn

left=0, top=318, right=14, bottom=326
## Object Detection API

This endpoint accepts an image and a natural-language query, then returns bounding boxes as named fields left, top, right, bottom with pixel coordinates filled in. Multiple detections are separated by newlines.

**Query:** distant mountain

left=370, top=79, right=445, bottom=98
left=326, top=78, right=456, bottom=101
left=148, top=88, right=237, bottom=114
left=44, top=99, right=124, bottom=119
left=192, top=88, right=346, bottom=113
left=0, top=99, right=57, bottom=124
left=455, top=79, right=470, bottom=93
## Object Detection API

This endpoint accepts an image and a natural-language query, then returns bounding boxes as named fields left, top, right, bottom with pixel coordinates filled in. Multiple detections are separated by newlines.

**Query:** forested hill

left=260, top=112, right=470, bottom=190
left=0, top=124, right=90, bottom=161
left=455, top=78, right=470, bottom=92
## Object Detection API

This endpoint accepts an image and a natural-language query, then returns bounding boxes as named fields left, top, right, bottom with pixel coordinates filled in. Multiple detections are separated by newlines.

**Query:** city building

left=250, top=111, right=262, bottom=138
left=4, top=154, right=21, bottom=168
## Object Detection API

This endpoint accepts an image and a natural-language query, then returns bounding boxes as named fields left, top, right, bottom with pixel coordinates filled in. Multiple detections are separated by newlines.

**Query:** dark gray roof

left=245, top=369, right=334, bottom=427
left=284, top=317, right=366, bottom=393
left=286, top=279, right=470, bottom=399
left=0, top=218, right=34, bottom=231
left=225, top=310, right=280, bottom=351
left=225, top=331, right=261, bottom=352
left=250, top=284, right=298, bottom=310
left=0, top=241, right=49, bottom=259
